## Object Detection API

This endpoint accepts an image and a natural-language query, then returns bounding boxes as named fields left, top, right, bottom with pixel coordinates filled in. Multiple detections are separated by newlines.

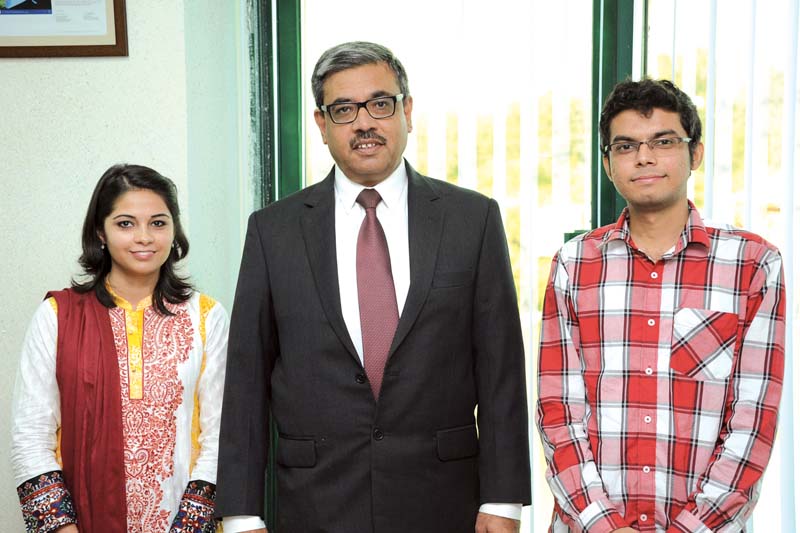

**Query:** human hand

left=474, top=512, right=520, bottom=532
left=611, top=528, right=638, bottom=532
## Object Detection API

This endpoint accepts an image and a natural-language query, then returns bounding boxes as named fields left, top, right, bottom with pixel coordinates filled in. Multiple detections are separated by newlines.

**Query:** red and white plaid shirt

left=537, top=201, right=785, bottom=533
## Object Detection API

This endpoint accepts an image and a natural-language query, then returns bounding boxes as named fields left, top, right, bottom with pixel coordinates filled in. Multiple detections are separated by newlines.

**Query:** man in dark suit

left=216, top=41, right=531, bottom=533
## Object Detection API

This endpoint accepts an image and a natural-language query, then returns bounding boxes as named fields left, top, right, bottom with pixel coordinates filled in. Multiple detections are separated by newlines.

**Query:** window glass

left=647, top=1, right=800, bottom=530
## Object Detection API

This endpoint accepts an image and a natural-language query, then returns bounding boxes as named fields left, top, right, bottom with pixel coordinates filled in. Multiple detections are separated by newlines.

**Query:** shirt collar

left=334, top=161, right=408, bottom=213
left=678, top=200, right=711, bottom=252
left=600, top=200, right=710, bottom=255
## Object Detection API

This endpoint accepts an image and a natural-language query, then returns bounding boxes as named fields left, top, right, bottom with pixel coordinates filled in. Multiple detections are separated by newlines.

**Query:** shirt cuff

left=667, top=509, right=713, bottom=533
left=17, top=470, right=77, bottom=533
left=222, top=515, right=267, bottom=532
left=170, top=480, right=217, bottom=533
left=478, top=503, right=522, bottom=521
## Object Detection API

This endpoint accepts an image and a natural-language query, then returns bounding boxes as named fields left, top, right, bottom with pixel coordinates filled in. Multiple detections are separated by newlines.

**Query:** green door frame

left=255, top=1, right=644, bottom=529
left=275, top=0, right=304, bottom=199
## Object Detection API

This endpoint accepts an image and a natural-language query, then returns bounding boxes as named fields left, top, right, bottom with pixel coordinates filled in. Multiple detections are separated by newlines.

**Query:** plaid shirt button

left=640, top=514, right=648, bottom=522
left=644, top=416, right=652, bottom=423
left=650, top=272, right=658, bottom=279
left=647, top=318, right=655, bottom=326
left=644, top=367, right=653, bottom=375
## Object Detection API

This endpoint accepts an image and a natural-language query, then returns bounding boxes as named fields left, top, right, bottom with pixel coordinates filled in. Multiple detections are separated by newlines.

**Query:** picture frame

left=0, top=0, right=127, bottom=58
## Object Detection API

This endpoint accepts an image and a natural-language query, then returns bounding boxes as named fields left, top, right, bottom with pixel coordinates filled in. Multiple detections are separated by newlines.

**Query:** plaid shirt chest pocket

left=670, top=308, right=739, bottom=381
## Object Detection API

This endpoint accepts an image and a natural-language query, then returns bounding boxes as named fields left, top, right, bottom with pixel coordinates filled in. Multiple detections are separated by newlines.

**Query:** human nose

left=351, top=104, right=377, bottom=130
left=134, top=225, right=153, bottom=243
left=635, top=141, right=657, bottom=164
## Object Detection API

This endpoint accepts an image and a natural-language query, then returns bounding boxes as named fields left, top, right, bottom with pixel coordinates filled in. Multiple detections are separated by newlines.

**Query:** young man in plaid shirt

left=536, top=79, right=786, bottom=532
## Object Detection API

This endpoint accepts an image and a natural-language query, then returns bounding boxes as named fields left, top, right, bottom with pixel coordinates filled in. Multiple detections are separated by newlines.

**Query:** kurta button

left=373, top=428, right=384, bottom=441
left=650, top=271, right=658, bottom=279
left=355, top=373, right=366, bottom=384
left=647, top=318, right=656, bottom=326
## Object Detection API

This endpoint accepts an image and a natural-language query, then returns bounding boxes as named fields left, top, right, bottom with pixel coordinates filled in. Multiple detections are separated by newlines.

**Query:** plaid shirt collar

left=599, top=200, right=711, bottom=257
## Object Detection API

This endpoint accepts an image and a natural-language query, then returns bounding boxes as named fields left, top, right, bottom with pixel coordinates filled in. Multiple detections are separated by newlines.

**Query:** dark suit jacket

left=216, top=162, right=531, bottom=533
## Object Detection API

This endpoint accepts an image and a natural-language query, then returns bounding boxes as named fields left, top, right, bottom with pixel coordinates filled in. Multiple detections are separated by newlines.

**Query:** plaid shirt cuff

left=17, top=470, right=77, bottom=533
left=169, top=480, right=218, bottom=533
left=667, top=510, right=713, bottom=533
left=577, top=500, right=628, bottom=533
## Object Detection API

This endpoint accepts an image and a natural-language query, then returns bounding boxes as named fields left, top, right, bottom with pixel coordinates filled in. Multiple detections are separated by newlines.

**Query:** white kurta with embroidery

left=11, top=291, right=228, bottom=532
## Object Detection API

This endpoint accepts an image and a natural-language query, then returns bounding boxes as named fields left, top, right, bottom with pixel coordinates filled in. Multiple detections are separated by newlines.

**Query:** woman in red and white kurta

left=11, top=164, right=228, bottom=533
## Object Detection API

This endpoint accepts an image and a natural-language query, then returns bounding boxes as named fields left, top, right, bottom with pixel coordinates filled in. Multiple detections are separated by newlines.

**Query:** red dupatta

left=48, top=288, right=127, bottom=533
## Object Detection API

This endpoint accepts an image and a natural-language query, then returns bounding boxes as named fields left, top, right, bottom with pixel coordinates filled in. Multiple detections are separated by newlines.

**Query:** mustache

left=350, top=131, right=387, bottom=149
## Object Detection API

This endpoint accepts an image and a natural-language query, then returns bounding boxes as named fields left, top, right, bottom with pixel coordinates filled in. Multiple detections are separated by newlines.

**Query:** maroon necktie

left=356, top=188, right=399, bottom=399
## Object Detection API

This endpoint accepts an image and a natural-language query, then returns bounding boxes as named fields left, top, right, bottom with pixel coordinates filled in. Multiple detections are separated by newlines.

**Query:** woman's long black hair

left=72, top=164, right=193, bottom=315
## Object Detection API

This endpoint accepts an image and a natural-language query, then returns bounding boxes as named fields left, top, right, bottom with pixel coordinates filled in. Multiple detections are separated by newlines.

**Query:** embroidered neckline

left=105, top=280, right=153, bottom=311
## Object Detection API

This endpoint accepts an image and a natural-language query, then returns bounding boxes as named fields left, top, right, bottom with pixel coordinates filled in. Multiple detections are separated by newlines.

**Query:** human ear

left=314, top=109, right=328, bottom=144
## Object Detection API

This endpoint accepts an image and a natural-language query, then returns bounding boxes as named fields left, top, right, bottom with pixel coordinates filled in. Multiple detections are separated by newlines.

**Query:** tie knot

left=356, top=188, right=382, bottom=210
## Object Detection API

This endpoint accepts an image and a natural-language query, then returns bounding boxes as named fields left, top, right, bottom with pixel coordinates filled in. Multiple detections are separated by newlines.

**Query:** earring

left=101, top=243, right=106, bottom=250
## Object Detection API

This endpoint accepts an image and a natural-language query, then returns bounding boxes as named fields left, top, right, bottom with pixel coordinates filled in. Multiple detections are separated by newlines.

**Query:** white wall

left=0, top=1, right=251, bottom=527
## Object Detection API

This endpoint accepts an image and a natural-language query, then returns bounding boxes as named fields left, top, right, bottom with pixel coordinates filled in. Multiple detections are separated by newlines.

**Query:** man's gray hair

left=311, top=41, right=409, bottom=108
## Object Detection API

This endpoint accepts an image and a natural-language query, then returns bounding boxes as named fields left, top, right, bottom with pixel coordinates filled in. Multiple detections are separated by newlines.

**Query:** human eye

left=613, top=142, right=635, bottom=154
left=372, top=98, right=390, bottom=109
left=117, top=220, right=133, bottom=228
left=152, top=220, right=168, bottom=228
left=651, top=137, right=677, bottom=148
left=331, top=103, right=354, bottom=117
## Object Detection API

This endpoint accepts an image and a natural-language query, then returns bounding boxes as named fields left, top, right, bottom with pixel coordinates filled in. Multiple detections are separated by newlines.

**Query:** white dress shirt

left=223, top=163, right=519, bottom=531
left=334, top=162, right=410, bottom=362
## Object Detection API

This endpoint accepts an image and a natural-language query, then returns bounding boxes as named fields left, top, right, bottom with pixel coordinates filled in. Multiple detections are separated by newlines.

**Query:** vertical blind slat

left=780, top=1, right=799, bottom=531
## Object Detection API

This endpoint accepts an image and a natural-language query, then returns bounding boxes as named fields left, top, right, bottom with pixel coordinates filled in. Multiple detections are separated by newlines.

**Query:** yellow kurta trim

left=47, top=297, right=63, bottom=467
left=190, top=294, right=216, bottom=474
left=106, top=284, right=152, bottom=400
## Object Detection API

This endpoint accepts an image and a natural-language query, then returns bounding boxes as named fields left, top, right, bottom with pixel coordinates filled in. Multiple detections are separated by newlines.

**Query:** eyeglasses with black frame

left=604, top=136, right=692, bottom=156
left=320, top=94, right=405, bottom=125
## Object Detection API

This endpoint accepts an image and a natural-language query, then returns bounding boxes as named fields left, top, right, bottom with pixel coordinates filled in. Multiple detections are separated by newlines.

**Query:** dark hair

left=72, top=164, right=193, bottom=315
left=311, top=41, right=410, bottom=108
left=600, top=78, right=702, bottom=163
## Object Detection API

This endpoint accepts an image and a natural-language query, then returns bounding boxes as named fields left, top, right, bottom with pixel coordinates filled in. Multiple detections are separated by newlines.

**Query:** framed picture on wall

left=0, top=0, right=127, bottom=58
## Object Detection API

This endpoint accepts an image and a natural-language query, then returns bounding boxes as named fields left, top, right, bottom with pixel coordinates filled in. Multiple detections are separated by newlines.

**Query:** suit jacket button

left=373, top=428, right=384, bottom=441
left=355, top=373, right=366, bottom=384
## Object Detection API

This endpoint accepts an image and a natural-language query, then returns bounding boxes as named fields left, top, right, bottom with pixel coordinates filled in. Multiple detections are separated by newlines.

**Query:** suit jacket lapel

left=389, top=163, right=444, bottom=357
left=300, top=170, right=360, bottom=363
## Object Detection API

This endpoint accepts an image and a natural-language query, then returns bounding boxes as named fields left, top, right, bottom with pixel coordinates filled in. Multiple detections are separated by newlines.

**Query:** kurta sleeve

left=189, top=299, right=229, bottom=483
left=12, top=299, right=79, bottom=531
left=169, top=299, right=229, bottom=533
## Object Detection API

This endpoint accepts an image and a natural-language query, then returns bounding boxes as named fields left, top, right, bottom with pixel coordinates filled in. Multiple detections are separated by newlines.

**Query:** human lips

left=350, top=133, right=387, bottom=153
left=631, top=174, right=665, bottom=184
left=353, top=140, right=382, bottom=151
left=130, top=250, right=157, bottom=260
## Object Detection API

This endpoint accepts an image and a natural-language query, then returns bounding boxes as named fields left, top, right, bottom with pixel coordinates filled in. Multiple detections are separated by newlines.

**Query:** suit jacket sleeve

left=473, top=199, right=532, bottom=505
left=215, top=212, right=278, bottom=517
